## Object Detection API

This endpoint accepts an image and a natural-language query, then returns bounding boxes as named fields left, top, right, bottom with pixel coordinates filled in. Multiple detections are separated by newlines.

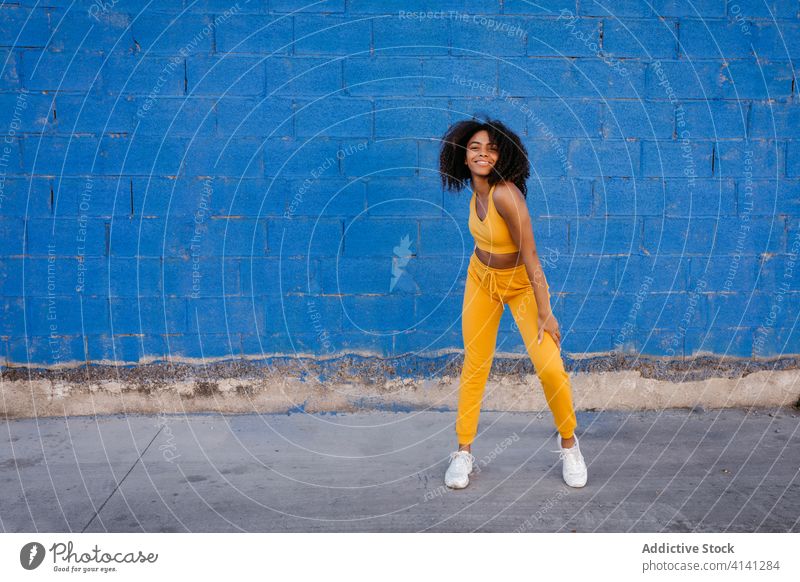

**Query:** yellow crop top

left=468, top=183, right=520, bottom=254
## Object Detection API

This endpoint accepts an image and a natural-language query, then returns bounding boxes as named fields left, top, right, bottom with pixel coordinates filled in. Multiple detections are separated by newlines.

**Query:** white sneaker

left=444, top=450, right=475, bottom=489
left=551, top=433, right=587, bottom=488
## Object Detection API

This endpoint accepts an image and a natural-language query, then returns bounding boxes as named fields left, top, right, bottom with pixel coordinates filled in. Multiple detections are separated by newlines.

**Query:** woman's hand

left=537, top=311, right=561, bottom=349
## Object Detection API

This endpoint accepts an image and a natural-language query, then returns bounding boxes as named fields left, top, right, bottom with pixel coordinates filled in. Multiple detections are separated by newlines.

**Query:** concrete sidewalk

left=1, top=408, right=798, bottom=533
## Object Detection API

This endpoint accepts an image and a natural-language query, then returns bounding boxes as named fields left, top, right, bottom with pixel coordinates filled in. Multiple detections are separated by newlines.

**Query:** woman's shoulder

left=491, top=180, right=527, bottom=219
left=491, top=180, right=524, bottom=204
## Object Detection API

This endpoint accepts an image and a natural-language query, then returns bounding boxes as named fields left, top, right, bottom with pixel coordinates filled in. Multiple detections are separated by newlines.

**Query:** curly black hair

left=438, top=116, right=530, bottom=198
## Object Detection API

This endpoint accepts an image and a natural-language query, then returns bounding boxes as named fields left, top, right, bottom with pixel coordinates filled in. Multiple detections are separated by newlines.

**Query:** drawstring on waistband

left=480, top=269, right=499, bottom=296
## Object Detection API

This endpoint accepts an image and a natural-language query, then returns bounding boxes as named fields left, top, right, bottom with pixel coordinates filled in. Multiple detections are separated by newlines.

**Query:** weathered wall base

left=2, top=355, right=799, bottom=420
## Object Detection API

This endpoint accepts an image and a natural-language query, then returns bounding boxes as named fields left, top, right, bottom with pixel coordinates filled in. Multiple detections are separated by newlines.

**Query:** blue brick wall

left=1, top=0, right=799, bottom=367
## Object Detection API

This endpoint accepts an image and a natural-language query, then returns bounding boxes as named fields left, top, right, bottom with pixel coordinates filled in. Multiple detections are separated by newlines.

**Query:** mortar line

left=81, top=424, right=165, bottom=533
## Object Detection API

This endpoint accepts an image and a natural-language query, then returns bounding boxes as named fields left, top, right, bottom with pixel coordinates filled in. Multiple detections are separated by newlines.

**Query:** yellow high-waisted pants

left=456, top=251, right=578, bottom=445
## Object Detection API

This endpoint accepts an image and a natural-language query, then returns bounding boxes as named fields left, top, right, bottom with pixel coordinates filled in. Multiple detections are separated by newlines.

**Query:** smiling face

left=463, top=130, right=498, bottom=177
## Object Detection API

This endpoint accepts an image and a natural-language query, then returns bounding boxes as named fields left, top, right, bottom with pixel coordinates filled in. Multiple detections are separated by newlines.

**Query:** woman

left=438, top=117, right=588, bottom=490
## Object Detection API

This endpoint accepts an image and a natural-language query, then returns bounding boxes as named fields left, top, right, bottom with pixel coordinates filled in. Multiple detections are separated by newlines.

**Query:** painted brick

left=130, top=12, right=214, bottom=55
left=523, top=138, right=570, bottom=177
left=272, top=294, right=343, bottom=336
left=348, top=1, right=465, bottom=14
left=451, top=16, right=527, bottom=56
left=418, top=218, right=466, bottom=256
left=271, top=0, right=346, bottom=12
left=239, top=257, right=307, bottom=296
left=526, top=16, right=598, bottom=57
left=341, top=294, right=415, bottom=332
left=295, top=97, right=372, bottom=138
left=646, top=60, right=721, bottom=100
left=0, top=49, right=21, bottom=89
left=789, top=142, right=800, bottom=177
left=54, top=93, right=137, bottom=135
left=316, top=257, right=397, bottom=295
left=343, top=217, right=418, bottom=257
left=715, top=140, right=784, bottom=178
left=109, top=258, right=163, bottom=297
left=602, top=99, right=673, bottom=139
left=564, top=293, right=642, bottom=331
left=268, top=217, right=341, bottom=257
left=187, top=55, right=265, bottom=96
left=450, top=97, right=530, bottom=135
left=9, top=335, right=85, bottom=365
left=3, top=2, right=800, bottom=365
left=25, top=217, right=106, bottom=257
left=689, top=255, right=758, bottom=292
left=183, top=0, right=264, bottom=13
left=531, top=217, right=569, bottom=254
left=50, top=10, right=132, bottom=52
left=595, top=178, right=666, bottom=215
left=282, top=178, right=366, bottom=218
left=110, top=297, right=188, bottom=335
left=753, top=324, right=800, bottom=359
left=602, top=18, right=678, bottom=58
left=294, top=15, right=371, bottom=56
left=721, top=60, right=794, bottom=100
left=133, top=97, right=217, bottom=137
left=500, top=58, right=646, bottom=98
left=406, top=256, right=465, bottom=295
left=641, top=140, right=714, bottom=178
left=340, top=140, right=418, bottom=177
left=549, top=255, right=616, bottom=293
left=99, top=136, right=187, bottom=176
left=374, top=98, right=450, bottom=138
left=0, top=91, right=53, bottom=133
left=750, top=21, right=800, bottom=59
left=414, top=292, right=461, bottom=332
left=525, top=99, right=601, bottom=138
left=570, top=217, right=641, bottom=255
left=422, top=58, right=494, bottom=97
left=102, top=54, right=185, bottom=96
left=678, top=19, right=756, bottom=58
left=678, top=101, right=749, bottom=139
left=0, top=6, right=49, bottom=47
left=26, top=295, right=111, bottom=336
left=746, top=180, right=800, bottom=216
left=23, top=51, right=104, bottom=92
left=616, top=254, right=690, bottom=292
left=0, top=137, right=22, bottom=174
left=756, top=252, right=800, bottom=292
left=569, top=139, right=641, bottom=177
left=373, top=14, right=449, bottom=57
left=749, top=102, right=800, bottom=138
left=269, top=57, right=342, bottom=96
left=182, top=137, right=265, bottom=178
left=684, top=327, right=753, bottom=358
left=0, top=218, right=26, bottom=256
left=737, top=0, right=798, bottom=19
left=215, top=96, right=294, bottom=138
left=650, top=0, right=726, bottom=18
left=643, top=217, right=784, bottom=255
left=263, top=138, right=344, bottom=178
left=366, top=177, right=443, bottom=217
left=503, top=0, right=576, bottom=14
left=188, top=296, right=265, bottom=336
left=214, top=14, right=293, bottom=54
left=579, top=0, right=650, bottom=17
left=528, top=177, right=594, bottom=216
left=664, top=178, right=737, bottom=216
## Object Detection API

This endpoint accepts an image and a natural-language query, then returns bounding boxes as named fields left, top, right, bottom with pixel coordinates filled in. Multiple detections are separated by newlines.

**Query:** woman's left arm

left=493, top=182, right=562, bottom=348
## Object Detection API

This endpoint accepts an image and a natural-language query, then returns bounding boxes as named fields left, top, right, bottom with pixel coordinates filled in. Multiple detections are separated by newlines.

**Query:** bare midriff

left=474, top=246, right=523, bottom=269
